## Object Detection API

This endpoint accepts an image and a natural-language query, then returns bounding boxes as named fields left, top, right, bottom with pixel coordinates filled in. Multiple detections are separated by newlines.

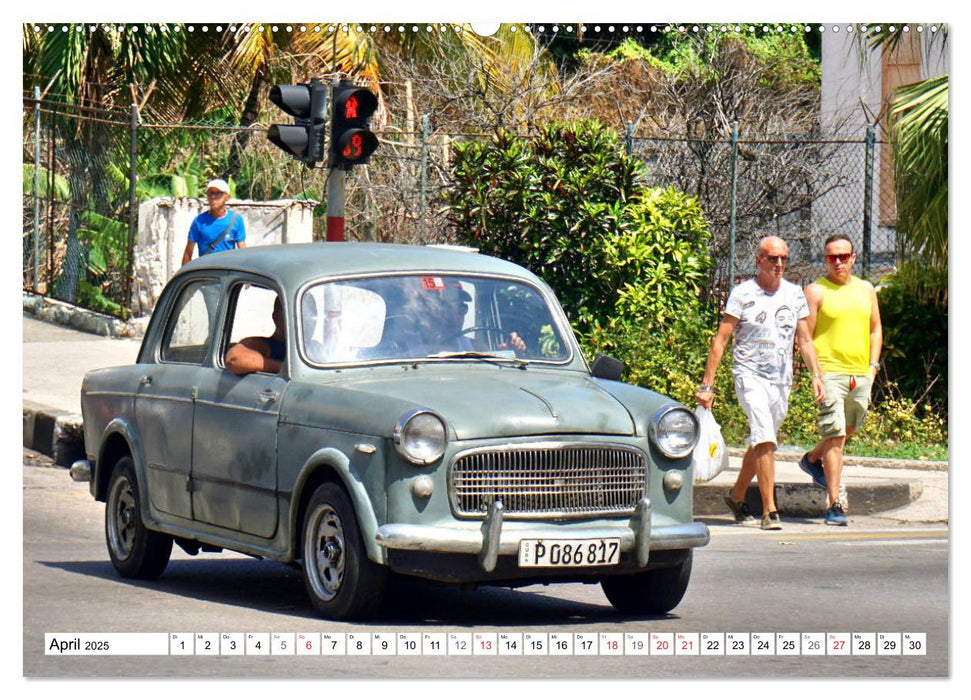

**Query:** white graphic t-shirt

left=724, top=278, right=808, bottom=386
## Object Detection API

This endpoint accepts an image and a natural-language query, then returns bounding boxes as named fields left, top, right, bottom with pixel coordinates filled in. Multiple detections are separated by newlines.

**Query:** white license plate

left=518, top=538, right=621, bottom=568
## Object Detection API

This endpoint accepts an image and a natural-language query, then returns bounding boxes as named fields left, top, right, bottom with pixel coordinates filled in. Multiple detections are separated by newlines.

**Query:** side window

left=160, top=280, right=221, bottom=364
left=223, top=284, right=282, bottom=368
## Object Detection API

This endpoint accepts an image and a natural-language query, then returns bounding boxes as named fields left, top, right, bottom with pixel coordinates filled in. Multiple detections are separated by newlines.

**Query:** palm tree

left=890, top=74, right=947, bottom=272
left=23, top=24, right=218, bottom=303
left=221, top=23, right=553, bottom=176
left=862, top=26, right=948, bottom=282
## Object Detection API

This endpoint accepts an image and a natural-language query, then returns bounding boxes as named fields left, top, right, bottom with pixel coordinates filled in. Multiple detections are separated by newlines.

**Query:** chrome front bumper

left=70, top=459, right=92, bottom=482
left=374, top=497, right=710, bottom=572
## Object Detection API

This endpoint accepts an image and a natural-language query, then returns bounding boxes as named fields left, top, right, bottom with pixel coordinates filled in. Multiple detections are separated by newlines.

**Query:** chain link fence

left=23, top=95, right=138, bottom=318
left=23, top=92, right=898, bottom=319
left=629, top=126, right=898, bottom=301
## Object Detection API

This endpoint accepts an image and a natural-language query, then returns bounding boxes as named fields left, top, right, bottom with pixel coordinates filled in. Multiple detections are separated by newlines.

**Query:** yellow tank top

left=813, top=276, right=871, bottom=375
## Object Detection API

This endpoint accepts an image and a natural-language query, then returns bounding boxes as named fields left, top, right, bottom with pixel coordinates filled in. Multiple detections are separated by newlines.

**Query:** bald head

left=757, top=236, right=788, bottom=257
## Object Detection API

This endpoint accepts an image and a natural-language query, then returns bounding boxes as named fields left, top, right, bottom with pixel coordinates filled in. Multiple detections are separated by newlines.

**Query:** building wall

left=816, top=28, right=948, bottom=267
left=131, top=198, right=317, bottom=317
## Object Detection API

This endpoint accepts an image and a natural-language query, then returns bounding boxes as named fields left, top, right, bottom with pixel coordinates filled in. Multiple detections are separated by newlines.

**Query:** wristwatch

left=698, top=384, right=714, bottom=393
left=869, top=361, right=880, bottom=370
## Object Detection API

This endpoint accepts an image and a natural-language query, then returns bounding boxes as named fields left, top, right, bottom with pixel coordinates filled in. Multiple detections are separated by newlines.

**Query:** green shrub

left=876, top=269, right=947, bottom=413
left=588, top=318, right=947, bottom=461
left=447, top=120, right=712, bottom=339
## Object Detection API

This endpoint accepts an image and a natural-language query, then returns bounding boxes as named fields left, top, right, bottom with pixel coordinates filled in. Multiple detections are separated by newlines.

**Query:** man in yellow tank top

left=800, top=234, right=883, bottom=526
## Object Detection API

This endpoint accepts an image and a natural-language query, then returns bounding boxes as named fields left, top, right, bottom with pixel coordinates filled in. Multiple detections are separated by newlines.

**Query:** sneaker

left=723, top=493, right=755, bottom=523
left=761, top=511, right=782, bottom=530
left=799, top=452, right=827, bottom=490
left=826, top=502, right=848, bottom=526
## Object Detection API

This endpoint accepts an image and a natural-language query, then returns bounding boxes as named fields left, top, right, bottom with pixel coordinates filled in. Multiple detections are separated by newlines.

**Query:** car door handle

left=138, top=375, right=152, bottom=388
left=258, top=389, right=278, bottom=404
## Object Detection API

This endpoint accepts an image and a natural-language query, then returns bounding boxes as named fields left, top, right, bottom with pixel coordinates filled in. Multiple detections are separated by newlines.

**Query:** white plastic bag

left=692, top=406, right=729, bottom=483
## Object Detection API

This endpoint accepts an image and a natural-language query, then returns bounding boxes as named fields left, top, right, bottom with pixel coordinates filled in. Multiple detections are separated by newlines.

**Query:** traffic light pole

left=326, top=165, right=345, bottom=242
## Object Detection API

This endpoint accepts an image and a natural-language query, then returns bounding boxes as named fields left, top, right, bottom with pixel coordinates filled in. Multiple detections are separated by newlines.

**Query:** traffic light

left=330, top=81, right=379, bottom=169
left=268, top=77, right=327, bottom=166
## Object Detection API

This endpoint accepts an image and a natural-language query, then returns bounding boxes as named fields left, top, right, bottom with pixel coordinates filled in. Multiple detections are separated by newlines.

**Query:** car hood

left=315, top=367, right=636, bottom=439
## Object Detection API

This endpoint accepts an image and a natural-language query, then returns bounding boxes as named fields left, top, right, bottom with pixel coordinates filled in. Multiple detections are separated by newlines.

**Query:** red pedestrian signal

left=344, top=95, right=359, bottom=120
left=330, top=81, right=379, bottom=169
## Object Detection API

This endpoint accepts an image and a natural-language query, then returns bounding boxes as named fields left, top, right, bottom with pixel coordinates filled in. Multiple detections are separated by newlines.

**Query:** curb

left=23, top=292, right=149, bottom=339
left=694, top=479, right=923, bottom=518
left=23, top=402, right=85, bottom=467
left=728, top=447, right=947, bottom=472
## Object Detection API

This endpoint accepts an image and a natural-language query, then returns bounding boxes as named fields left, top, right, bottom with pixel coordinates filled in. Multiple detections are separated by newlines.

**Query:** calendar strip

left=45, top=632, right=927, bottom=656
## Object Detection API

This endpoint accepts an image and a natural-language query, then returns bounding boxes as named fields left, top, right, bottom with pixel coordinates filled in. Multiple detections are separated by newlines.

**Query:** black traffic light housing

left=329, top=81, right=379, bottom=169
left=268, top=77, right=327, bottom=166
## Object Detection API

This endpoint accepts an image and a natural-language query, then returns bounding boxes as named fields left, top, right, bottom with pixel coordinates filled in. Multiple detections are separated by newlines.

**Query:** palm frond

left=890, top=74, right=948, bottom=268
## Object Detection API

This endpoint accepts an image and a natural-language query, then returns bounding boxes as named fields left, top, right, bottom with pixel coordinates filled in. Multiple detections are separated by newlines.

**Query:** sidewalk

left=21, top=309, right=949, bottom=525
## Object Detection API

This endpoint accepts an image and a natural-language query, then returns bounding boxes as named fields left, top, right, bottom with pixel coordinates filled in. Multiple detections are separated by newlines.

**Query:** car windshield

left=298, top=274, right=571, bottom=366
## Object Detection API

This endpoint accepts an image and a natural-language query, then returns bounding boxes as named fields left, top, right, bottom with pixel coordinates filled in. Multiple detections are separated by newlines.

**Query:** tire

left=301, top=482, right=388, bottom=620
left=104, top=456, right=173, bottom=579
left=601, top=550, right=693, bottom=615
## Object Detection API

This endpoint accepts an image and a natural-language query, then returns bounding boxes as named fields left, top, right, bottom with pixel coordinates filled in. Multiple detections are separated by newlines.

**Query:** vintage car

left=73, top=243, right=709, bottom=619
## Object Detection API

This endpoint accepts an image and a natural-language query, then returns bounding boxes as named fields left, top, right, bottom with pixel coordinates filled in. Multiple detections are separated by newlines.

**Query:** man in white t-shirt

left=697, top=236, right=825, bottom=530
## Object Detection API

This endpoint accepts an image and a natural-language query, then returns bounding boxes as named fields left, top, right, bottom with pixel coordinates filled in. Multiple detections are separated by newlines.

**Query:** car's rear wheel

left=601, top=550, right=693, bottom=615
left=301, top=481, right=388, bottom=620
left=105, top=456, right=172, bottom=579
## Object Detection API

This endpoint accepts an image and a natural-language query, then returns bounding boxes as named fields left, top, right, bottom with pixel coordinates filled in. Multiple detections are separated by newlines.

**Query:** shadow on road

left=37, top=557, right=682, bottom=626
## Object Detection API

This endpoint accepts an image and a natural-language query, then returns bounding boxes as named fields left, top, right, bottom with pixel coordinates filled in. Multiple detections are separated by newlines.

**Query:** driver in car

left=428, top=283, right=526, bottom=355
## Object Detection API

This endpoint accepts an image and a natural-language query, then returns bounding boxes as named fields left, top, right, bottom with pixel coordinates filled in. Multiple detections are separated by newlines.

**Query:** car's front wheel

left=601, top=549, right=693, bottom=615
left=301, top=481, right=388, bottom=620
left=105, top=456, right=173, bottom=579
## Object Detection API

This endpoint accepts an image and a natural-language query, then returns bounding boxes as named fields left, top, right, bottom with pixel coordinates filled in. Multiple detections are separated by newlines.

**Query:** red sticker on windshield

left=421, top=276, right=445, bottom=290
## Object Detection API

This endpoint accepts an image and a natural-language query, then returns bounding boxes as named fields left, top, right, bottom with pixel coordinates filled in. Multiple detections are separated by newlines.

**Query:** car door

left=190, top=280, right=285, bottom=538
left=135, top=276, right=222, bottom=521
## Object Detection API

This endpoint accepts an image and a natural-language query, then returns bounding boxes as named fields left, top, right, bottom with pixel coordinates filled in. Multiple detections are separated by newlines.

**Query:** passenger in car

left=225, top=297, right=286, bottom=375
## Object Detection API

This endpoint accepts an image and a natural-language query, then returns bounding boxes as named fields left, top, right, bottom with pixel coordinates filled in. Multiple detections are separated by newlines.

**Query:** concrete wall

left=131, top=198, right=317, bottom=317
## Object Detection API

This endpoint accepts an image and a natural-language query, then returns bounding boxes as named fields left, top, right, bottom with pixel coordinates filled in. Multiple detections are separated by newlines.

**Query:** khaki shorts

left=733, top=373, right=789, bottom=447
left=818, top=373, right=873, bottom=438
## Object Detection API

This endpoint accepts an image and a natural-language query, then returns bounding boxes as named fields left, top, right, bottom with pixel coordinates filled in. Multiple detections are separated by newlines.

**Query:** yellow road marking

left=772, top=530, right=948, bottom=542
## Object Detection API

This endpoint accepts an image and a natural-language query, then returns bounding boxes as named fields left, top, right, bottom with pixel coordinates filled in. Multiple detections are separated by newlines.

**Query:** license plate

left=518, top=538, right=621, bottom=568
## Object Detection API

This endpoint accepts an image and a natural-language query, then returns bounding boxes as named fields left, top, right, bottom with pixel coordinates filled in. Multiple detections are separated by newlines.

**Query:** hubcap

left=108, top=475, right=137, bottom=559
left=305, top=504, right=345, bottom=602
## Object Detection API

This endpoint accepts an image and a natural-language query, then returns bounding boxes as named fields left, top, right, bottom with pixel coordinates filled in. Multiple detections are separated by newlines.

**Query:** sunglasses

left=761, top=255, right=788, bottom=264
left=825, top=253, right=854, bottom=264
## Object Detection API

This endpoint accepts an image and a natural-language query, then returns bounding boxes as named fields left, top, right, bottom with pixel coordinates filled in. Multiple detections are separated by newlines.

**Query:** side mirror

left=590, top=354, right=624, bottom=382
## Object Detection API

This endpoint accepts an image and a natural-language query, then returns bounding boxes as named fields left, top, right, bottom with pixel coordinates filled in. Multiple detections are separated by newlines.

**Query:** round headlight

left=651, top=406, right=699, bottom=459
left=393, top=409, right=447, bottom=465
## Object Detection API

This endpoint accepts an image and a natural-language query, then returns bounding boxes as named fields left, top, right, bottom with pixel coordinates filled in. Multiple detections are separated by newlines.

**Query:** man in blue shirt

left=181, top=179, right=246, bottom=265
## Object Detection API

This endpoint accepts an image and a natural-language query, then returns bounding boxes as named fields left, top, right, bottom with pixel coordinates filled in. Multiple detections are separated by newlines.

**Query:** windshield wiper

left=424, top=351, right=529, bottom=369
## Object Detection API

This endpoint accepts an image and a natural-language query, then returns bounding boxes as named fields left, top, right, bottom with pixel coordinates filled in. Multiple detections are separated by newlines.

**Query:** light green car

left=75, top=243, right=709, bottom=619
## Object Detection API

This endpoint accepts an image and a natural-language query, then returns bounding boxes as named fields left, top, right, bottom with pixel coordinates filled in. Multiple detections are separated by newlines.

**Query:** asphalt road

left=23, top=451, right=948, bottom=679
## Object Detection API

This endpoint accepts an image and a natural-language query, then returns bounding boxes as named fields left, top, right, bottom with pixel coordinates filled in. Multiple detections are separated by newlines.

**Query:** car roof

left=181, top=242, right=541, bottom=287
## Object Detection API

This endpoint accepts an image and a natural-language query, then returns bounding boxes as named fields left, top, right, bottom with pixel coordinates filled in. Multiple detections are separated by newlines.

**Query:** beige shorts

left=818, top=373, right=873, bottom=438
left=733, top=374, right=789, bottom=447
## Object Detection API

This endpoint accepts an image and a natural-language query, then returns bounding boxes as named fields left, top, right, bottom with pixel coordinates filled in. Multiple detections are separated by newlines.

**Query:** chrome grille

left=449, top=443, right=647, bottom=519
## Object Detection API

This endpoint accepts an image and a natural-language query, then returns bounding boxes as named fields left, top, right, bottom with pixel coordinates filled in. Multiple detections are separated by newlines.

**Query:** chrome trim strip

left=193, top=399, right=280, bottom=416
left=82, top=391, right=135, bottom=399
